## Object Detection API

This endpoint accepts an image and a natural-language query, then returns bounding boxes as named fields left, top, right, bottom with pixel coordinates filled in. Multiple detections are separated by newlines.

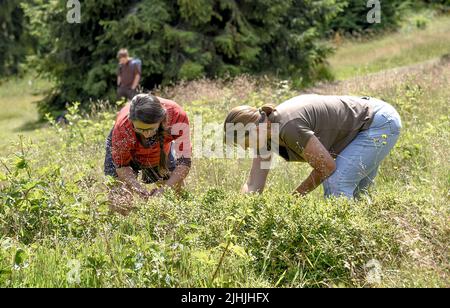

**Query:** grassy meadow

left=329, top=11, right=450, bottom=80
left=0, top=13, right=449, bottom=288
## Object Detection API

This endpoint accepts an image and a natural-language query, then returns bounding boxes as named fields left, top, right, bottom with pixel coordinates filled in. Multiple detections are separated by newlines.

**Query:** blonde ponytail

left=259, top=104, right=275, bottom=117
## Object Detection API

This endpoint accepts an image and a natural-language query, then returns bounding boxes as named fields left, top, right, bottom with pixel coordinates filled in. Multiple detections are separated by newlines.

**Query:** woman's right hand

left=242, top=156, right=271, bottom=194
left=137, top=189, right=153, bottom=200
left=108, top=184, right=135, bottom=216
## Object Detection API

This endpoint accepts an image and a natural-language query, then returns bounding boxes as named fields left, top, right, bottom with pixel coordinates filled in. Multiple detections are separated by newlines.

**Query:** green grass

left=0, top=12, right=449, bottom=288
left=1, top=58, right=449, bottom=287
left=0, top=74, right=52, bottom=155
left=330, top=13, right=450, bottom=80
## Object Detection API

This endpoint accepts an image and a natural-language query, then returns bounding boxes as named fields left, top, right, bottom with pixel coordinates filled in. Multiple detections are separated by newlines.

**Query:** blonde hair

left=223, top=104, right=275, bottom=144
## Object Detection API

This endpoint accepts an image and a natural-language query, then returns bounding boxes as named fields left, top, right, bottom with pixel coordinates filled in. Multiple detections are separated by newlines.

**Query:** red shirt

left=111, top=97, right=191, bottom=168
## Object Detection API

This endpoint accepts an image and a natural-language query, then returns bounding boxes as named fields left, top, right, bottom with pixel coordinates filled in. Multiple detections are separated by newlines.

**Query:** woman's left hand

left=150, top=187, right=165, bottom=197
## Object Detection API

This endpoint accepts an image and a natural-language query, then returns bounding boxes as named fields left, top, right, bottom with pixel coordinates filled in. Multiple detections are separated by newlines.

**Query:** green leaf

left=14, top=249, right=26, bottom=266
left=0, top=268, right=12, bottom=275
left=0, top=268, right=12, bottom=281
left=14, top=157, right=27, bottom=170
left=22, top=181, right=41, bottom=191
left=229, top=243, right=249, bottom=260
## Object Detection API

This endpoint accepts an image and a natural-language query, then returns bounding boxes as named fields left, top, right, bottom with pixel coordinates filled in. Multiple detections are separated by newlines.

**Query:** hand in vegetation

left=149, top=187, right=165, bottom=197
left=107, top=184, right=135, bottom=216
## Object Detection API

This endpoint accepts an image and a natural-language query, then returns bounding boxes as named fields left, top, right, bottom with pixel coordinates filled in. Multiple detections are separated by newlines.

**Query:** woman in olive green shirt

left=224, top=94, right=401, bottom=199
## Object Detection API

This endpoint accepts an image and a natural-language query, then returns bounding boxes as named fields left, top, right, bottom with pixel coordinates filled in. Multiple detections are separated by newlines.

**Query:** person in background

left=117, top=48, right=141, bottom=101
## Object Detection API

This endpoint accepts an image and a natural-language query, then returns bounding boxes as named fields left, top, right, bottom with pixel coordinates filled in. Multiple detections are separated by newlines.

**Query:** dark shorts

left=117, top=87, right=137, bottom=101
left=104, top=130, right=176, bottom=184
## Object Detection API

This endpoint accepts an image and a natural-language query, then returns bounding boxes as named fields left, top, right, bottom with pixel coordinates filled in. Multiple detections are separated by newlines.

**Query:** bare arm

left=165, top=164, right=190, bottom=190
left=294, top=136, right=336, bottom=196
left=131, top=74, right=140, bottom=90
left=242, top=155, right=272, bottom=194
left=117, top=75, right=121, bottom=87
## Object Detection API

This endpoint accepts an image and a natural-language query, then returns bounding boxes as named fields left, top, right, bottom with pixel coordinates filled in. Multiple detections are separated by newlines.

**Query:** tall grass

left=0, top=56, right=448, bottom=287
left=0, top=73, right=52, bottom=155
left=0, top=10, right=449, bottom=288
left=330, top=13, right=450, bottom=80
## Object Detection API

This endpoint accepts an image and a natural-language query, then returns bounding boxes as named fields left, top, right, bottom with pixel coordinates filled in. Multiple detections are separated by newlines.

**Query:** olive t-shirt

left=269, top=95, right=375, bottom=162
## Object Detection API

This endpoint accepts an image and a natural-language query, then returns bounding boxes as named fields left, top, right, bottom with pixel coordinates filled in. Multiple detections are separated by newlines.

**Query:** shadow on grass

left=13, top=119, right=48, bottom=133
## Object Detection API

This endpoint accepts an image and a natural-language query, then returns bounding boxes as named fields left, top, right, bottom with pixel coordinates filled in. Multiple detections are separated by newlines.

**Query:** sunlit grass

left=0, top=57, right=449, bottom=287
left=0, top=74, right=52, bottom=155
left=0, top=10, right=449, bottom=288
left=330, top=14, right=450, bottom=80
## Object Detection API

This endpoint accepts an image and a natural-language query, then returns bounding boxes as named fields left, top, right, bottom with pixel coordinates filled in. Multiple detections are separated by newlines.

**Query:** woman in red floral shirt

left=104, top=94, right=191, bottom=215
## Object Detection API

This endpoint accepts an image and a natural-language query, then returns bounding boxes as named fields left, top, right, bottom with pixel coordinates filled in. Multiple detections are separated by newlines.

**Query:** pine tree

left=0, top=0, right=35, bottom=77
left=22, top=0, right=412, bottom=114
left=329, top=0, right=408, bottom=35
